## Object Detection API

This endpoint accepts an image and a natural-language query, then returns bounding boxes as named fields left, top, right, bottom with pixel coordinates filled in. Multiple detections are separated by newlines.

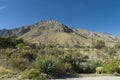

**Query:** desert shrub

left=61, top=52, right=103, bottom=73
left=20, top=69, right=30, bottom=79
left=0, top=67, right=13, bottom=75
left=115, top=42, right=120, bottom=49
left=47, top=42, right=63, bottom=48
left=73, top=59, right=102, bottom=74
left=16, top=43, right=30, bottom=52
left=0, top=36, right=24, bottom=49
left=7, top=58, right=30, bottom=71
left=48, top=43, right=56, bottom=48
left=74, top=62, right=95, bottom=73
left=92, top=40, right=105, bottom=49
left=74, top=44, right=81, bottom=48
left=108, top=47, right=116, bottom=56
left=2, top=48, right=12, bottom=59
left=19, top=50, right=36, bottom=61
left=84, top=64, right=95, bottom=73
left=103, top=58, right=120, bottom=74
left=84, top=48, right=90, bottom=51
left=15, top=44, right=36, bottom=61
left=20, top=69, right=48, bottom=80
left=62, top=53, right=74, bottom=63
left=33, top=55, right=69, bottom=78
left=89, top=59, right=102, bottom=73
left=61, top=52, right=86, bottom=73
left=96, top=66, right=104, bottom=74
left=33, top=56, right=56, bottom=76
left=48, top=48, right=64, bottom=56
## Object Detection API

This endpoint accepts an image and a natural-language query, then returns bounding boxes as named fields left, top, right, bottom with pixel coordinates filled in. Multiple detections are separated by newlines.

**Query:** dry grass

left=0, top=67, right=13, bottom=75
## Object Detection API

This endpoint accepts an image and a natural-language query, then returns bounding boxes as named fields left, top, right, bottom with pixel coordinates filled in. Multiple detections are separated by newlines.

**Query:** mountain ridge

left=0, top=20, right=119, bottom=47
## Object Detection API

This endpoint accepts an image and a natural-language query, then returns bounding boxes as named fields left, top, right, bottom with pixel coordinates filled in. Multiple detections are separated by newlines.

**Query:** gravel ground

left=1, top=76, right=120, bottom=80
left=53, top=76, right=120, bottom=80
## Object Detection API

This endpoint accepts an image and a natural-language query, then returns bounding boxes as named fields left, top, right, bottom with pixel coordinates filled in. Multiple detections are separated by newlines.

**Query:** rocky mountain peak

left=33, top=20, right=73, bottom=33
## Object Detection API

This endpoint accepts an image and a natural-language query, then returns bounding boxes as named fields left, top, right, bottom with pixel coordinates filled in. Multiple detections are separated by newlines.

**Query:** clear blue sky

left=0, top=0, right=120, bottom=36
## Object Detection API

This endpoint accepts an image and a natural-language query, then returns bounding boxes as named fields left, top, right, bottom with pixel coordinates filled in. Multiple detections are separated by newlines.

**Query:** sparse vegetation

left=92, top=40, right=105, bottom=49
left=0, top=26, right=120, bottom=80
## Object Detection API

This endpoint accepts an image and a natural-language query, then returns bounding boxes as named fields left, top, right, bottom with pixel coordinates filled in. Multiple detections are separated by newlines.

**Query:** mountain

left=0, top=20, right=119, bottom=47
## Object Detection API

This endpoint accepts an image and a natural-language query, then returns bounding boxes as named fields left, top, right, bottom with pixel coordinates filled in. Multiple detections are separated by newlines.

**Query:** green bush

left=33, top=56, right=56, bottom=75
left=20, top=69, right=48, bottom=80
left=61, top=52, right=86, bottom=73
left=89, top=59, right=102, bottom=73
left=0, top=36, right=24, bottom=49
left=75, top=62, right=95, bottom=73
left=103, top=58, right=120, bottom=74
left=33, top=55, right=69, bottom=78
left=61, top=53, right=102, bottom=73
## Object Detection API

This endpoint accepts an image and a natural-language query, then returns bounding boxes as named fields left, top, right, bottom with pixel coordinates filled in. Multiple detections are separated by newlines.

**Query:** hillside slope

left=0, top=20, right=119, bottom=47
